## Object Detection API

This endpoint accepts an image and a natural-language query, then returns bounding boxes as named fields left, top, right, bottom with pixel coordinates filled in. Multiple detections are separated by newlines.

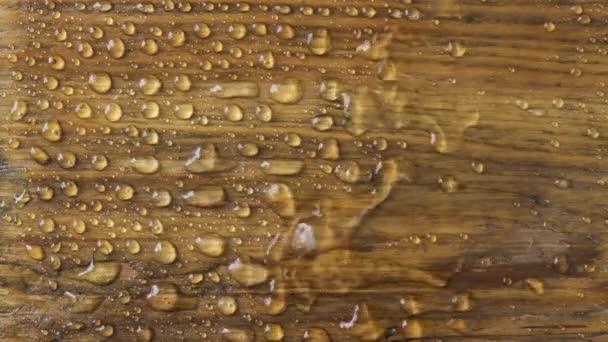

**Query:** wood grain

left=1, top=0, right=608, bottom=341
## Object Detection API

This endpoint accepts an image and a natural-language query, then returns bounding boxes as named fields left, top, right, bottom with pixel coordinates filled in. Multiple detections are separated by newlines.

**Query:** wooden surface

left=1, top=0, right=608, bottom=341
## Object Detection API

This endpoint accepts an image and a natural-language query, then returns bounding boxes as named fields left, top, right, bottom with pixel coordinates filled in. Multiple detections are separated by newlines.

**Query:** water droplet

left=334, top=160, right=369, bottom=184
left=10, top=100, right=28, bottom=121
left=117, top=184, right=134, bottom=200
left=553, top=254, right=569, bottom=274
left=78, top=261, right=121, bottom=285
left=121, top=21, right=136, bottom=35
left=270, top=79, right=303, bottom=104
left=276, top=24, right=295, bottom=39
left=56, top=151, right=78, bottom=169
left=233, top=202, right=251, bottom=218
left=141, top=101, right=160, bottom=119
left=103, top=102, right=122, bottom=122
left=106, top=37, right=125, bottom=58
left=260, top=160, right=305, bottom=176
left=139, top=75, right=162, bottom=95
left=14, top=190, right=31, bottom=208
left=71, top=218, right=87, bottom=234
left=136, top=327, right=154, bottom=342
left=91, top=154, right=109, bottom=171
left=152, top=190, right=172, bottom=207
left=39, top=217, right=56, bottom=233
left=263, top=323, right=285, bottom=341
left=97, top=239, right=114, bottom=255
left=210, top=82, right=259, bottom=98
left=30, top=146, right=51, bottom=165
left=41, top=119, right=62, bottom=142
left=66, top=293, right=104, bottom=313
left=265, top=183, right=296, bottom=217
left=77, top=41, right=94, bottom=58
left=61, top=179, right=79, bottom=197
left=25, top=244, right=45, bottom=260
left=526, top=278, right=544, bottom=295
left=256, top=104, right=273, bottom=122
left=471, top=161, right=484, bottom=174
left=36, top=185, right=54, bottom=200
left=224, top=104, right=244, bottom=121
left=130, top=156, right=160, bottom=174
left=55, top=28, right=67, bottom=41
left=189, top=273, right=204, bottom=284
left=146, top=283, right=197, bottom=311
left=222, top=327, right=255, bottom=342
left=448, top=41, right=466, bottom=57
left=217, top=296, right=238, bottom=315
left=76, top=102, right=92, bottom=119
left=260, top=51, right=275, bottom=69
left=153, top=240, right=177, bottom=264
left=554, top=179, right=572, bottom=189
left=88, top=25, right=105, bottom=39
left=125, top=239, right=141, bottom=254
left=307, top=28, right=331, bottom=55
left=312, top=115, right=333, bottom=131
left=403, top=319, right=423, bottom=339
left=174, top=74, right=191, bottom=92
left=185, top=144, right=234, bottom=173
left=194, top=234, right=226, bottom=257
left=182, top=187, right=226, bottom=207
left=319, top=138, right=340, bottom=160
left=97, top=324, right=114, bottom=337
left=194, top=23, right=211, bottom=39
left=88, top=72, right=112, bottom=94
left=48, top=54, right=65, bottom=70
left=320, top=79, right=342, bottom=101
left=167, top=29, right=186, bottom=47
left=284, top=133, right=302, bottom=147
left=43, top=75, right=59, bottom=90
left=140, top=39, right=159, bottom=55
left=173, top=103, right=194, bottom=119
left=303, top=328, right=331, bottom=342
left=228, top=259, right=269, bottom=287
left=438, top=175, right=459, bottom=193
left=237, top=142, right=259, bottom=157
left=228, top=23, right=247, bottom=40
left=136, top=2, right=155, bottom=13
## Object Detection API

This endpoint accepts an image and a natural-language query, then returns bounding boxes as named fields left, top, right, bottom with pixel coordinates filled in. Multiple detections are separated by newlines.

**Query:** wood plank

left=1, top=0, right=608, bottom=341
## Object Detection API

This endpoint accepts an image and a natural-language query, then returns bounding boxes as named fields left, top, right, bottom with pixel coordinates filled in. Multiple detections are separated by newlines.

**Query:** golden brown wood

left=1, top=0, right=608, bottom=341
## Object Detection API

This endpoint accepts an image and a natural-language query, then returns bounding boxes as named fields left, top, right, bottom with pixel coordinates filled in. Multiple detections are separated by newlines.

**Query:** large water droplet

left=153, top=240, right=177, bottom=264
left=182, top=187, right=226, bottom=208
left=270, top=79, right=303, bottom=104
left=130, top=156, right=160, bottom=174
left=77, top=261, right=121, bottom=285
left=88, top=72, right=112, bottom=94
left=307, top=28, right=331, bottom=55
left=265, top=183, right=296, bottom=217
left=146, top=283, right=197, bottom=311
left=194, top=234, right=226, bottom=257
left=228, top=259, right=269, bottom=287
left=41, top=119, right=62, bottom=142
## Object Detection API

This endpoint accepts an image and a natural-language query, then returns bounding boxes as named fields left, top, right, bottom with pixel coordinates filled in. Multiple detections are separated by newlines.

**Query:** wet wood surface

left=1, top=0, right=608, bottom=341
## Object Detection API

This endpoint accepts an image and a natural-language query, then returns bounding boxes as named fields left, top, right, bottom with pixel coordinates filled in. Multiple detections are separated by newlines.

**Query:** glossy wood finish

left=1, top=0, right=607, bottom=341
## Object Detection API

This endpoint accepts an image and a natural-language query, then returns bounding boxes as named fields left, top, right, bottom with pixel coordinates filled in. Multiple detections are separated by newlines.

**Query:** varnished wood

left=1, top=0, right=608, bottom=341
